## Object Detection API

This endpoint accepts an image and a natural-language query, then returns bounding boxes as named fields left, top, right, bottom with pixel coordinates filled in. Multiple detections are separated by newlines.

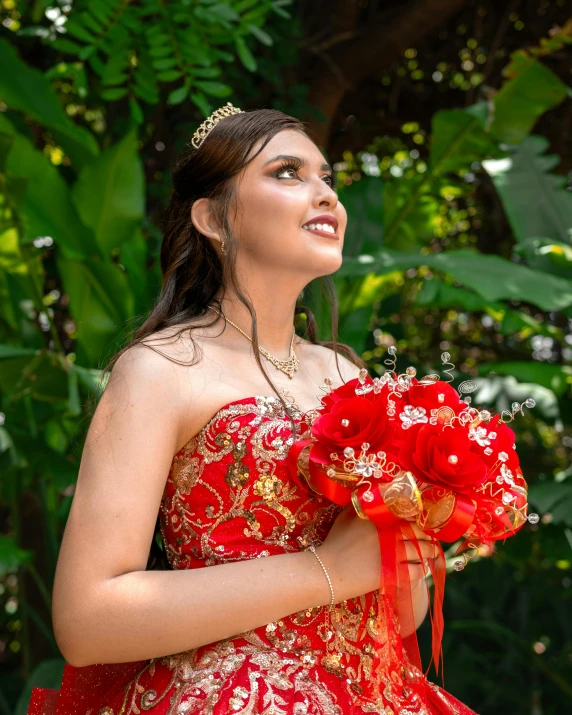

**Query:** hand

left=398, top=521, right=440, bottom=584
left=318, top=507, right=440, bottom=603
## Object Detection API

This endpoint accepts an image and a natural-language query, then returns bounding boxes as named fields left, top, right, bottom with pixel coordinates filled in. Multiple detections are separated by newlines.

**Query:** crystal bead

left=362, top=491, right=374, bottom=502
left=502, top=492, right=514, bottom=505
left=453, top=560, right=465, bottom=571
left=438, top=393, right=445, bottom=403
left=341, top=419, right=350, bottom=427
left=406, top=366, right=417, bottom=376
left=447, top=454, right=458, bottom=464
left=527, top=513, right=540, bottom=524
left=495, top=506, right=504, bottom=516
left=361, top=442, right=370, bottom=450
left=488, top=432, right=497, bottom=440
left=484, top=447, right=493, bottom=455
left=327, top=468, right=336, bottom=477
left=359, top=367, right=369, bottom=379
left=343, top=447, right=355, bottom=458
left=387, top=345, right=397, bottom=356
left=441, top=352, right=451, bottom=362
left=525, top=398, right=536, bottom=408
left=499, top=451, right=508, bottom=462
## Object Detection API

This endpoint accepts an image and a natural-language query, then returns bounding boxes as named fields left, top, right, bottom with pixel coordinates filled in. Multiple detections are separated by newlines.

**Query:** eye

left=275, top=160, right=302, bottom=181
left=275, top=160, right=337, bottom=189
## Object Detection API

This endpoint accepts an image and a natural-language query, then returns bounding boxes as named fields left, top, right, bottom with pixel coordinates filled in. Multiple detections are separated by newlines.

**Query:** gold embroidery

left=116, top=395, right=438, bottom=714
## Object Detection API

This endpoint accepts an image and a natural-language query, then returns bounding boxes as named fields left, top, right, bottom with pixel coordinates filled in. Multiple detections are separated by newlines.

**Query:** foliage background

left=0, top=0, right=571, bottom=713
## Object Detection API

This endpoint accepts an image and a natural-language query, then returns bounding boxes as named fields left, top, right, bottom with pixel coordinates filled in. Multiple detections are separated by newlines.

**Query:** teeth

left=303, top=223, right=336, bottom=234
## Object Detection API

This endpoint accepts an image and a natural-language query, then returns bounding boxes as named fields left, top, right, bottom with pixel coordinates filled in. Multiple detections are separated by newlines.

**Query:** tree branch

left=302, top=0, right=471, bottom=148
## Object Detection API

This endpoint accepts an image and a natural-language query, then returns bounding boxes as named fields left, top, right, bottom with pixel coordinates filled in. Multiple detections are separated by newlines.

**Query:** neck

left=214, top=290, right=299, bottom=359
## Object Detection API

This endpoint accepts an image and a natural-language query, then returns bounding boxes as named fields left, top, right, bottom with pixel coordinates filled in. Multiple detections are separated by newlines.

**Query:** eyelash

left=275, top=160, right=338, bottom=189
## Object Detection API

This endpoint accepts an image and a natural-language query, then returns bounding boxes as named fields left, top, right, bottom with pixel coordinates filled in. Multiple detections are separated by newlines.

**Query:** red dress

left=28, top=395, right=478, bottom=715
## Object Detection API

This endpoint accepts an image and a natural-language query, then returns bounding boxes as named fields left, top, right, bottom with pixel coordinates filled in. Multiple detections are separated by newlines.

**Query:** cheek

left=236, top=183, right=307, bottom=239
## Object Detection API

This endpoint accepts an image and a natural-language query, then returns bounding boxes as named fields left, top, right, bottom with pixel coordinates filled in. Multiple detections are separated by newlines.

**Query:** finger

left=401, top=541, right=439, bottom=562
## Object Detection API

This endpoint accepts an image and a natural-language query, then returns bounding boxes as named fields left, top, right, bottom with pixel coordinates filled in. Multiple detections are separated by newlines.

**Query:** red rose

left=402, top=378, right=464, bottom=418
left=318, top=375, right=374, bottom=412
left=480, top=414, right=516, bottom=462
left=311, top=391, right=396, bottom=455
left=398, top=421, right=488, bottom=494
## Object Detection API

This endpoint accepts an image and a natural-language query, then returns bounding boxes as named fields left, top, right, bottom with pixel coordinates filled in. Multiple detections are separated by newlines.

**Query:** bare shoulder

left=103, top=328, right=203, bottom=416
left=297, top=338, right=363, bottom=384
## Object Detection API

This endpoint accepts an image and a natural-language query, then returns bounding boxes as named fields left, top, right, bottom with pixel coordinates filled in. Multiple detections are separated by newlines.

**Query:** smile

left=302, top=223, right=339, bottom=239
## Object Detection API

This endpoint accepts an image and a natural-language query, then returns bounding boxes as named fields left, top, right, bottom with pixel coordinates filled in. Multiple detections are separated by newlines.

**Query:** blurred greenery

left=0, top=1, right=571, bottom=714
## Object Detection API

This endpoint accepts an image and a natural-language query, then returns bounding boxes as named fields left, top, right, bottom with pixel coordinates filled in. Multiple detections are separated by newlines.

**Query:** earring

left=220, top=238, right=226, bottom=255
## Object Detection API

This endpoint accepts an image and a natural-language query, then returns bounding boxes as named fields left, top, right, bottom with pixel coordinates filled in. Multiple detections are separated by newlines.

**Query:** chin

left=311, top=249, right=344, bottom=276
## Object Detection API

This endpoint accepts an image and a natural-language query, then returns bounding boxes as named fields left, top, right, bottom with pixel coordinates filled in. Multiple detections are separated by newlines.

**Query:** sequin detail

left=28, top=395, right=478, bottom=715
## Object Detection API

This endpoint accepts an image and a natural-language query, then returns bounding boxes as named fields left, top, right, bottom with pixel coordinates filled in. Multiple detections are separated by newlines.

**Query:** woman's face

left=229, top=129, right=346, bottom=278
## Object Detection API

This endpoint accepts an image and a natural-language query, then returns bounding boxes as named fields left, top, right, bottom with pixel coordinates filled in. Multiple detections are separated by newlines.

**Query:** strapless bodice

left=157, top=394, right=388, bottom=713
left=28, top=394, right=478, bottom=715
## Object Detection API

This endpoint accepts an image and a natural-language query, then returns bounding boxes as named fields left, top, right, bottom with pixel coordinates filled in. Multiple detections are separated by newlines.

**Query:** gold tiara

left=191, top=102, right=245, bottom=150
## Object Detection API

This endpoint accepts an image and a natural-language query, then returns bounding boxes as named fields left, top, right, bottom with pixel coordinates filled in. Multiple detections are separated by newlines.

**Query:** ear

left=191, top=197, right=224, bottom=250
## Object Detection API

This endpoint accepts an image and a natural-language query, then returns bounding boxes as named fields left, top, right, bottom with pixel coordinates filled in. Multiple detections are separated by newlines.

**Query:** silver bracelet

left=306, top=545, right=335, bottom=607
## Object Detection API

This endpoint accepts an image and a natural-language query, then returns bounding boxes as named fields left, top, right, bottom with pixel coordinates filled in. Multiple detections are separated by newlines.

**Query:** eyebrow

left=262, top=154, right=333, bottom=173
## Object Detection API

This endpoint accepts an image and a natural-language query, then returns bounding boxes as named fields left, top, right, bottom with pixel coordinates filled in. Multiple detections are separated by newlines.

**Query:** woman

left=28, top=104, right=477, bottom=714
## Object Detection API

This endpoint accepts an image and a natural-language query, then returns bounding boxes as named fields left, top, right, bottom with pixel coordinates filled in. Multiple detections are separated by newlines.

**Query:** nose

left=313, top=177, right=338, bottom=209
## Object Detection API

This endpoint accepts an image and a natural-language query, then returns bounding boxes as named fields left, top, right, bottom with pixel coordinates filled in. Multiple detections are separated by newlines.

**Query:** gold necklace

left=209, top=307, right=299, bottom=379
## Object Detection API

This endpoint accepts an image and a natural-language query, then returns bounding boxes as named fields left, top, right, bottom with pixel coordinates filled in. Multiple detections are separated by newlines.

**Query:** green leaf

left=0, top=534, right=33, bottom=575
left=51, top=38, right=84, bottom=54
left=0, top=39, right=98, bottom=167
left=152, top=57, right=179, bottom=71
left=416, top=279, right=491, bottom=312
left=100, top=86, right=128, bottom=101
left=478, top=361, right=572, bottom=397
left=339, top=248, right=572, bottom=311
left=482, top=135, right=572, bottom=246
left=245, top=23, right=273, bottom=46
left=430, top=107, right=502, bottom=176
left=190, top=91, right=211, bottom=116
left=63, top=18, right=97, bottom=44
left=56, top=255, right=134, bottom=365
left=192, top=66, right=222, bottom=78
left=490, top=52, right=570, bottom=145
left=515, top=237, right=572, bottom=279
left=0, top=116, right=99, bottom=260
left=0, top=344, right=37, bottom=359
left=234, top=35, right=257, bottom=72
left=528, top=480, right=572, bottom=526
left=129, top=97, right=144, bottom=124
left=156, top=70, right=183, bottom=83
left=194, top=80, right=232, bottom=97
left=72, top=129, right=145, bottom=255
left=167, top=85, right=189, bottom=105
left=337, top=176, right=384, bottom=256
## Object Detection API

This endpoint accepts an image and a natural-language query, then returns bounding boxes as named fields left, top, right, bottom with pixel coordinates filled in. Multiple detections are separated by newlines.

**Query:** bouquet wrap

left=286, top=349, right=537, bottom=709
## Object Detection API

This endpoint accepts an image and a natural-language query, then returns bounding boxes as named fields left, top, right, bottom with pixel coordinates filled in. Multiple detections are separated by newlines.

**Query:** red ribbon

left=286, top=440, right=526, bottom=707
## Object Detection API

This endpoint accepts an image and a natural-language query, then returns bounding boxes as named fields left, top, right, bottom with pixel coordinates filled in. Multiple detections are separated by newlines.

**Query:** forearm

left=57, top=549, right=330, bottom=667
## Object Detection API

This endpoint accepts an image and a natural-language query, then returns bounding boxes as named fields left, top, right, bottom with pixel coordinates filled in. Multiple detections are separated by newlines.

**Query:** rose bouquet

left=287, top=347, right=537, bottom=708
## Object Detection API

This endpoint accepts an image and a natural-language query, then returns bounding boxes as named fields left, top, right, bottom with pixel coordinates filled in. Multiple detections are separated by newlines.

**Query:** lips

left=302, top=225, right=339, bottom=240
left=303, top=214, right=339, bottom=231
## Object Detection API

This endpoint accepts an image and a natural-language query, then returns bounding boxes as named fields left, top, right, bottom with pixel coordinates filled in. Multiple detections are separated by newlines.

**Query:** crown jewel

left=191, top=102, right=245, bottom=150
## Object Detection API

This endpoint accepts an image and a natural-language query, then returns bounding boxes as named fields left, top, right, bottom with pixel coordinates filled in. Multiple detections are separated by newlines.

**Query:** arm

left=52, top=346, right=334, bottom=668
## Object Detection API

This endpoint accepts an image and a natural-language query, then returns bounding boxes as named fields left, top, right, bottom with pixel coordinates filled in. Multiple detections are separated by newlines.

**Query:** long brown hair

left=98, top=107, right=365, bottom=570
